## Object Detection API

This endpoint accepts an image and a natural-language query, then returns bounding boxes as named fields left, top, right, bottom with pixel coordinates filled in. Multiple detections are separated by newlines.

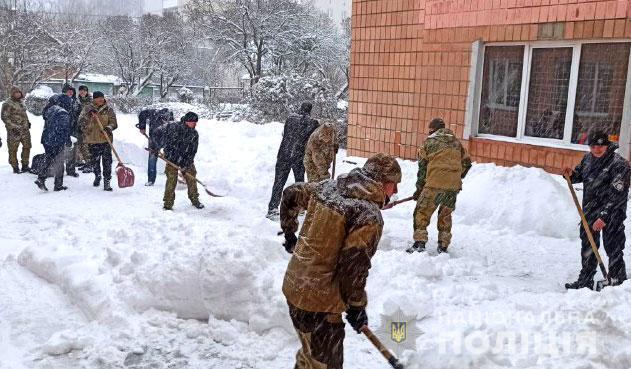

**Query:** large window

left=476, top=42, right=631, bottom=146
left=479, top=46, right=523, bottom=137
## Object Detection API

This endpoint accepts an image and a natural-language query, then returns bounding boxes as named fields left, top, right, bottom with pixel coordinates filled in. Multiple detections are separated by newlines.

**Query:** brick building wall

left=348, top=0, right=631, bottom=172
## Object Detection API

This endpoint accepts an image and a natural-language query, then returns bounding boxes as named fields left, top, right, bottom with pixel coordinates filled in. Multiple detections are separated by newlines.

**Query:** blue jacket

left=41, top=105, right=72, bottom=148
left=43, top=94, right=81, bottom=137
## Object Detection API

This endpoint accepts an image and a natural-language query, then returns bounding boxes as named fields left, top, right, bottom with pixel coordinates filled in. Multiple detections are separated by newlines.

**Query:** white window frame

left=468, top=40, right=631, bottom=157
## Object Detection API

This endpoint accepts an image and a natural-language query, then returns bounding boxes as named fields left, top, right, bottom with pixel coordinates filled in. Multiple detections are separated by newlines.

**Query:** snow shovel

left=383, top=196, right=415, bottom=210
left=564, top=175, right=611, bottom=291
left=144, top=148, right=223, bottom=197
left=360, top=326, right=405, bottom=369
left=92, top=113, right=135, bottom=188
left=141, top=132, right=186, bottom=184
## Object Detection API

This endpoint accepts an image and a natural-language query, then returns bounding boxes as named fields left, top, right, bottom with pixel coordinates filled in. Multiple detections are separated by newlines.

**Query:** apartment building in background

left=348, top=0, right=631, bottom=172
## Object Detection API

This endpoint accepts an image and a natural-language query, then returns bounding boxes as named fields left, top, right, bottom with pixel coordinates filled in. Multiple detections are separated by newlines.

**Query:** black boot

left=406, top=241, right=426, bottom=253
left=565, top=280, right=594, bottom=290
left=12, top=166, right=20, bottom=174
left=437, top=243, right=449, bottom=254
left=192, top=202, right=205, bottom=209
left=54, top=185, right=68, bottom=191
left=34, top=178, right=48, bottom=191
left=21, top=165, right=30, bottom=173
left=93, top=176, right=101, bottom=187
left=103, top=179, right=113, bottom=192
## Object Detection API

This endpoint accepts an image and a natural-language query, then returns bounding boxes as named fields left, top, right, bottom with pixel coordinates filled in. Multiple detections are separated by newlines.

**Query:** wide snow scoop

left=564, top=175, right=611, bottom=291
left=360, top=326, right=405, bottom=369
left=383, top=196, right=415, bottom=210
left=93, top=113, right=134, bottom=188
left=144, top=148, right=223, bottom=198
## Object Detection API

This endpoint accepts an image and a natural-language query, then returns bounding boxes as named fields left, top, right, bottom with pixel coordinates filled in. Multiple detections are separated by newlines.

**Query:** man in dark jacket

left=43, top=84, right=82, bottom=177
left=152, top=112, right=204, bottom=210
left=563, top=131, right=631, bottom=289
left=267, top=102, right=319, bottom=218
left=34, top=95, right=72, bottom=191
left=137, top=108, right=172, bottom=186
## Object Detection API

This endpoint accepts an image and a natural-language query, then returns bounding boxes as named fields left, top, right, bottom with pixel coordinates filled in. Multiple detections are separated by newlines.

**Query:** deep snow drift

left=1, top=106, right=631, bottom=369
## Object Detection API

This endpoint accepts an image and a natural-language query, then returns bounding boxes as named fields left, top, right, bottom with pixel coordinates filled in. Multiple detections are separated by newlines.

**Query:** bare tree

left=0, top=4, right=60, bottom=96
left=186, top=0, right=305, bottom=86
left=99, top=16, right=155, bottom=96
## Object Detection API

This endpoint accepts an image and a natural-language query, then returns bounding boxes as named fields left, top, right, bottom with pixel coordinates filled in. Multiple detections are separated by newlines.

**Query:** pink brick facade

left=348, top=0, right=631, bottom=173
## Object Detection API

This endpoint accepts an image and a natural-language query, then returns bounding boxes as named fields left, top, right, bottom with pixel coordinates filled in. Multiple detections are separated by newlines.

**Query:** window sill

left=473, top=134, right=591, bottom=152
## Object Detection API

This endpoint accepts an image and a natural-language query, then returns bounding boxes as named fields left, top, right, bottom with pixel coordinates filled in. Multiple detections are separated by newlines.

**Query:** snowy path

left=1, top=110, right=631, bottom=368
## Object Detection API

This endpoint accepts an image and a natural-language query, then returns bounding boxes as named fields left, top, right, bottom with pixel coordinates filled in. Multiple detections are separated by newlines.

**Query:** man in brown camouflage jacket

left=280, top=153, right=402, bottom=369
left=1, top=86, right=32, bottom=173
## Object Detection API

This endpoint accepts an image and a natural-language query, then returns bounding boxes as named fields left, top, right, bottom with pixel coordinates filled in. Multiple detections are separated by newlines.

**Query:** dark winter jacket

left=571, top=143, right=631, bottom=223
left=41, top=105, right=72, bottom=149
left=153, top=121, right=199, bottom=169
left=277, top=112, right=319, bottom=162
left=43, top=94, right=81, bottom=137
left=137, top=108, right=172, bottom=150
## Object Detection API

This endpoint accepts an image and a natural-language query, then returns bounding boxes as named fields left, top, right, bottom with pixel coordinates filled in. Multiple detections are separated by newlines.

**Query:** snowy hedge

left=107, top=96, right=154, bottom=114
left=249, top=73, right=341, bottom=123
left=25, top=85, right=55, bottom=116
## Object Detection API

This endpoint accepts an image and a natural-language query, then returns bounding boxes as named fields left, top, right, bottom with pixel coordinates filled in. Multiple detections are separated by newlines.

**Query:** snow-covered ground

left=1, top=106, right=631, bottom=369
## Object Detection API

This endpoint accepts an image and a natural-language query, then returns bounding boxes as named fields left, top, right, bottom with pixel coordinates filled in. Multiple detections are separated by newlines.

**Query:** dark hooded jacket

left=152, top=120, right=199, bottom=168
left=137, top=108, right=172, bottom=150
left=571, top=143, right=631, bottom=223
left=41, top=105, right=71, bottom=148
left=277, top=107, right=319, bottom=162
left=43, top=93, right=81, bottom=137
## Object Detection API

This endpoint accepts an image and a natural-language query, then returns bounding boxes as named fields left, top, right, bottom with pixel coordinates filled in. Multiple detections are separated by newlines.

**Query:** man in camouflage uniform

left=1, top=86, right=31, bottom=173
left=408, top=118, right=471, bottom=254
left=76, top=85, right=93, bottom=172
left=280, top=153, right=402, bottom=369
left=304, top=122, right=338, bottom=182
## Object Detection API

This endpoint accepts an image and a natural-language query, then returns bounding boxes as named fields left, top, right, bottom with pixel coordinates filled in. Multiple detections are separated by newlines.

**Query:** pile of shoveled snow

left=1, top=102, right=630, bottom=369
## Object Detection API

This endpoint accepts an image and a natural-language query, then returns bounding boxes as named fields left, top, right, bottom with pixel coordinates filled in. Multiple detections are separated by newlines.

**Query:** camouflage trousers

left=413, top=187, right=459, bottom=248
left=289, top=302, right=345, bottom=369
left=6, top=129, right=31, bottom=167
left=164, top=164, right=200, bottom=208
left=305, top=161, right=330, bottom=183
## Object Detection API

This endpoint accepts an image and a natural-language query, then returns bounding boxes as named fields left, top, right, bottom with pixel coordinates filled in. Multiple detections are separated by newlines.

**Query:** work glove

left=283, top=232, right=298, bottom=254
left=345, top=307, right=368, bottom=334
